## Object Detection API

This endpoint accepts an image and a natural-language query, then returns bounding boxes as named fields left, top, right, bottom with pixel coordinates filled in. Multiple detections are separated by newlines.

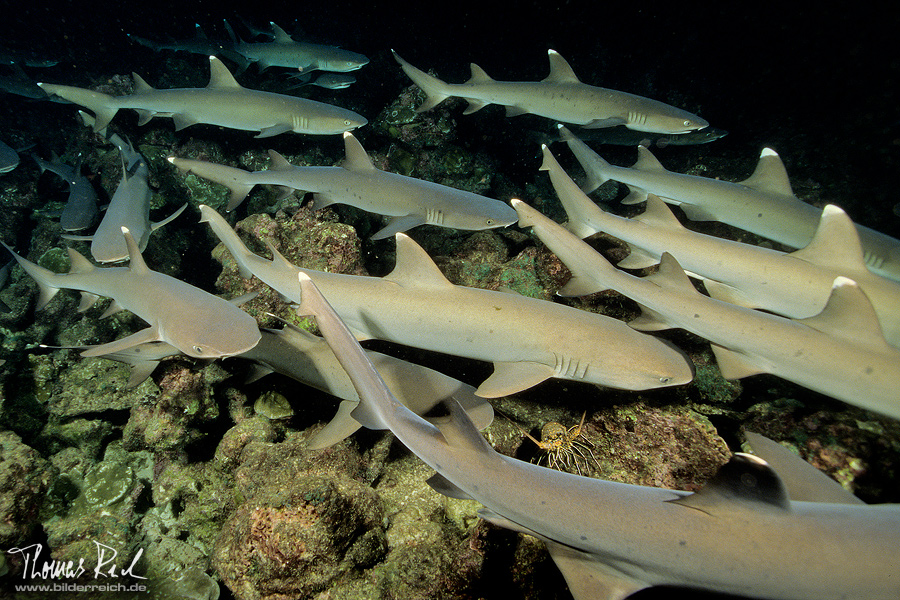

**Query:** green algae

left=253, top=391, right=293, bottom=420
left=37, top=247, right=70, bottom=273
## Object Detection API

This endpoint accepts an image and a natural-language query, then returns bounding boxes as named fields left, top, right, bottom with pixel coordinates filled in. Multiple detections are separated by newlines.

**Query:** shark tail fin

left=37, top=83, right=119, bottom=132
left=1, top=243, right=62, bottom=310
left=392, top=50, right=450, bottom=112
left=197, top=205, right=254, bottom=279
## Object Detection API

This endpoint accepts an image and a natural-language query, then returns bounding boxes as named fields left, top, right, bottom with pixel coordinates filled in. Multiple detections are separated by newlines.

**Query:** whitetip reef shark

left=3, top=226, right=260, bottom=359
left=32, top=153, right=99, bottom=232
left=63, top=115, right=186, bottom=263
left=514, top=199, right=900, bottom=421
left=168, top=131, right=518, bottom=238
left=199, top=204, right=693, bottom=396
left=557, top=126, right=900, bottom=281
left=393, top=50, right=708, bottom=134
left=37, top=56, right=367, bottom=137
left=63, top=322, right=493, bottom=451
left=224, top=21, right=369, bottom=73
left=539, top=144, right=900, bottom=348
left=295, top=269, right=900, bottom=600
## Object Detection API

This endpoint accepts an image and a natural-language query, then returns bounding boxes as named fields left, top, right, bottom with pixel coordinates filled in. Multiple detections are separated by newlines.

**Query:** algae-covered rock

left=0, top=431, right=53, bottom=546
left=253, top=390, right=293, bottom=420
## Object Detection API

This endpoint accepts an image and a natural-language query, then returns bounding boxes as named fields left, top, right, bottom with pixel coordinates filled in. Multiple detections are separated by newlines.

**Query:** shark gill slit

left=554, top=352, right=588, bottom=379
left=863, top=249, right=885, bottom=269
left=292, top=115, right=309, bottom=131
left=426, top=208, right=445, bottom=225
left=628, top=111, right=647, bottom=127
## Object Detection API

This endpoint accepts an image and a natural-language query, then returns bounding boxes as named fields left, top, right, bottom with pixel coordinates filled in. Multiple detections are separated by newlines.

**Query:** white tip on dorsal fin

left=789, top=204, right=867, bottom=274
left=669, top=453, right=791, bottom=515
left=341, top=132, right=376, bottom=172
left=466, top=63, right=493, bottom=85
left=543, top=49, right=580, bottom=84
left=632, top=145, right=666, bottom=172
left=132, top=73, right=155, bottom=93
left=385, top=233, right=453, bottom=288
left=738, top=147, right=795, bottom=197
left=66, top=247, right=95, bottom=274
left=207, top=56, right=242, bottom=89
left=798, top=277, right=892, bottom=351
left=121, top=226, right=149, bottom=275
left=267, top=149, right=295, bottom=172
left=634, top=194, right=684, bottom=229
left=270, top=22, right=292, bottom=42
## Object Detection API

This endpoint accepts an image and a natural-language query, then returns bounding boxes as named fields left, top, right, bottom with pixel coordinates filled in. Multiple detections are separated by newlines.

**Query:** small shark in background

left=222, top=21, right=369, bottom=74
left=557, top=126, right=900, bottom=282
left=3, top=227, right=261, bottom=359
left=38, top=56, right=367, bottom=137
left=199, top=204, right=694, bottom=396
left=393, top=49, right=708, bottom=134
left=0, top=140, right=19, bottom=173
left=296, top=270, right=900, bottom=600
left=515, top=199, right=900, bottom=421
left=169, top=131, right=518, bottom=238
left=61, top=113, right=186, bottom=263
left=0, top=45, right=58, bottom=68
left=545, top=124, right=727, bottom=148
left=127, top=23, right=230, bottom=57
left=288, top=72, right=356, bottom=90
left=32, top=152, right=99, bottom=232
left=539, top=144, right=900, bottom=348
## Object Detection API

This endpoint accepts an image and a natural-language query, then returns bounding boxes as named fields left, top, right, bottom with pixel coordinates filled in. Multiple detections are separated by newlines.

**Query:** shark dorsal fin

left=645, top=253, right=695, bottom=293
left=543, top=50, right=580, bottom=84
left=635, top=194, right=684, bottom=229
left=267, top=150, right=295, bottom=172
left=669, top=453, right=791, bottom=515
left=385, top=233, right=453, bottom=288
left=207, top=56, right=242, bottom=89
left=263, top=241, right=297, bottom=272
left=269, top=22, right=292, bottom=42
left=467, top=63, right=493, bottom=85
left=132, top=73, right=155, bottom=94
left=341, top=132, right=376, bottom=172
left=789, top=205, right=866, bottom=274
left=632, top=145, right=666, bottom=172
left=798, top=277, right=892, bottom=350
left=737, top=147, right=794, bottom=197
left=121, top=227, right=149, bottom=275
left=67, top=248, right=95, bottom=274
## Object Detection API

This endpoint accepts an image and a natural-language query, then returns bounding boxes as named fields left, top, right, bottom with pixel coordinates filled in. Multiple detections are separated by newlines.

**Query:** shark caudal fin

left=37, top=83, right=119, bottom=132
left=197, top=205, right=255, bottom=279
left=392, top=50, right=451, bottom=113
left=168, top=156, right=257, bottom=211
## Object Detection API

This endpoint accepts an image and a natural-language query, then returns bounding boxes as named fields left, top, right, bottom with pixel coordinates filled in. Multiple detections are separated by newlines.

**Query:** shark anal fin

left=307, top=400, right=363, bottom=450
left=172, top=113, right=200, bottom=131
left=78, top=292, right=101, bottom=312
left=475, top=361, right=556, bottom=398
left=615, top=247, right=659, bottom=270
left=677, top=202, right=717, bottom=221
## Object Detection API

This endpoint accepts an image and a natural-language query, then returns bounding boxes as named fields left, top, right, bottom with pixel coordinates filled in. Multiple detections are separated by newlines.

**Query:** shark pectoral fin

left=710, top=344, right=766, bottom=379
left=150, top=202, right=188, bottom=231
left=306, top=400, right=363, bottom=450
left=426, top=473, right=472, bottom=500
left=172, top=113, right=200, bottom=131
left=615, top=247, right=659, bottom=270
left=702, top=279, right=759, bottom=308
left=476, top=362, right=556, bottom=398
left=543, top=540, right=650, bottom=600
left=371, top=215, right=427, bottom=241
left=256, top=124, right=293, bottom=138
left=228, top=291, right=258, bottom=306
left=80, top=328, right=161, bottom=358
left=309, top=193, right=338, bottom=210
left=582, top=117, right=627, bottom=129
left=244, top=363, right=274, bottom=384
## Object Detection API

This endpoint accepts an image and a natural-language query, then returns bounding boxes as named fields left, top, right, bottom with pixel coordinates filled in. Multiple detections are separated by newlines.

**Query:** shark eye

left=485, top=218, right=496, bottom=225
left=683, top=120, right=691, bottom=127
left=193, top=345, right=206, bottom=355
left=659, top=376, right=672, bottom=384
